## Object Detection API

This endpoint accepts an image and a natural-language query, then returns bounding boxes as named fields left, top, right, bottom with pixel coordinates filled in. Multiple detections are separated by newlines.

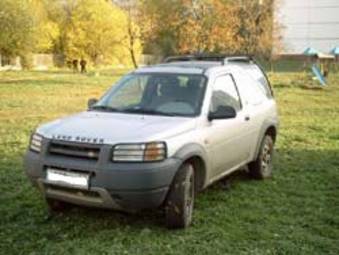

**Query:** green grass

left=0, top=69, right=338, bottom=255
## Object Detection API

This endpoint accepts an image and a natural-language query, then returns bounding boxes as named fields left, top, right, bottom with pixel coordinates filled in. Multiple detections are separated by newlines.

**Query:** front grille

left=49, top=141, right=101, bottom=160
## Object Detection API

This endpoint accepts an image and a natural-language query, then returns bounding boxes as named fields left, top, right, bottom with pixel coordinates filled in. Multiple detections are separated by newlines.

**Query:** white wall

left=277, top=0, right=339, bottom=54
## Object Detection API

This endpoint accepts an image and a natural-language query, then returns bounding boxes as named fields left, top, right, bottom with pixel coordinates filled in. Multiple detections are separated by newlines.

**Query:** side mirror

left=208, top=105, right=237, bottom=121
left=87, top=98, right=98, bottom=108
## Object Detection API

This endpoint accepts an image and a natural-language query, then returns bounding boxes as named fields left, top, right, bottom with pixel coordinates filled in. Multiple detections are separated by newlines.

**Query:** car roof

left=132, top=59, right=270, bottom=94
left=134, top=61, right=246, bottom=76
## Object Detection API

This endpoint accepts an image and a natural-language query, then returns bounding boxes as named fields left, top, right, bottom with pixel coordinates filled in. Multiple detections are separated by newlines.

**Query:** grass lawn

left=0, top=69, right=338, bottom=255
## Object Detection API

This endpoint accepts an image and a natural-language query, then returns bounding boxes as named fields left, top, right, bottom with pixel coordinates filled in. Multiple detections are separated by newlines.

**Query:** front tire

left=248, top=135, right=274, bottom=179
left=46, top=198, right=71, bottom=213
left=165, top=163, right=195, bottom=229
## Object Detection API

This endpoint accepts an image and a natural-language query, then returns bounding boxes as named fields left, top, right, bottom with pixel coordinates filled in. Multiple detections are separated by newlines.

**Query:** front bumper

left=24, top=142, right=182, bottom=212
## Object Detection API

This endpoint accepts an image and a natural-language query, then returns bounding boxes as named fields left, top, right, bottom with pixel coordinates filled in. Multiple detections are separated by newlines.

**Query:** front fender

left=173, top=143, right=208, bottom=162
left=172, top=143, right=209, bottom=189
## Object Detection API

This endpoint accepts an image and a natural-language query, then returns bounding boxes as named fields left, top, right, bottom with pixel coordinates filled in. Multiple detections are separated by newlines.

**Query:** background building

left=277, top=0, right=339, bottom=54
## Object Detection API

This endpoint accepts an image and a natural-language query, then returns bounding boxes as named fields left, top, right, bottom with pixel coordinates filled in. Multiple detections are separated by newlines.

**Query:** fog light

left=29, top=133, right=43, bottom=153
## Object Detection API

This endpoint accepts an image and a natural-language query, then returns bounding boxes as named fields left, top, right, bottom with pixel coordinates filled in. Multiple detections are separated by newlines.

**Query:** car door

left=205, top=74, right=251, bottom=179
left=232, top=70, right=269, bottom=157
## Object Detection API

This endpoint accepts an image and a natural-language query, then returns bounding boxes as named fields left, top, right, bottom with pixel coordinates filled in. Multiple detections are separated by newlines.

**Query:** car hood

left=37, top=111, right=197, bottom=144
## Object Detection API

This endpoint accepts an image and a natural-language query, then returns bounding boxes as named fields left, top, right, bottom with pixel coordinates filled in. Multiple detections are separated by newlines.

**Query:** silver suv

left=24, top=55, right=279, bottom=229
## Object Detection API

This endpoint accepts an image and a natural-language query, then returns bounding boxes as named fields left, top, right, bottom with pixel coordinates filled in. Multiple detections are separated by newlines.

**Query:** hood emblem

left=52, top=134, right=104, bottom=144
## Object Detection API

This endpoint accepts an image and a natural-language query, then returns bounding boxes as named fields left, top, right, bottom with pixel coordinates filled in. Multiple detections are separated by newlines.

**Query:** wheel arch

left=265, top=125, right=277, bottom=143
left=253, top=122, right=278, bottom=160
left=173, top=143, right=208, bottom=192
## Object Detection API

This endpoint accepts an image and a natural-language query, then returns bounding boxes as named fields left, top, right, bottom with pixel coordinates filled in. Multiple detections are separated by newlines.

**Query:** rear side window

left=244, top=65, right=272, bottom=98
left=210, top=74, right=242, bottom=112
left=233, top=71, right=267, bottom=106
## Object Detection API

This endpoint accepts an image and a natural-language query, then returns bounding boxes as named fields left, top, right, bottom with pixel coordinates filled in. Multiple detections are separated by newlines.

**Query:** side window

left=233, top=71, right=266, bottom=106
left=245, top=66, right=272, bottom=98
left=210, top=74, right=241, bottom=112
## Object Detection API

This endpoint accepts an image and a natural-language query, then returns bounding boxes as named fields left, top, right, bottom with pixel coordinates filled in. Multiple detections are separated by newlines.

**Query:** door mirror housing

left=208, top=105, right=237, bottom=121
left=87, top=98, right=98, bottom=108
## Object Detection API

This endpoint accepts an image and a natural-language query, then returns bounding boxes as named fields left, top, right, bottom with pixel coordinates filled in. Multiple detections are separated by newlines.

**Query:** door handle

left=245, top=116, right=250, bottom=121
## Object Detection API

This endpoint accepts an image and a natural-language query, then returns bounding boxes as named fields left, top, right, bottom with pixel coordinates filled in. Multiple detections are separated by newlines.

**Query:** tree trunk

left=128, top=22, right=138, bottom=69
left=130, top=48, right=138, bottom=69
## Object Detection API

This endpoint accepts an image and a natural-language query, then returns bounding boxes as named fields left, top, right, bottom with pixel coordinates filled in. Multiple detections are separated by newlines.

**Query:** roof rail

left=163, top=54, right=254, bottom=65
left=223, top=56, right=254, bottom=64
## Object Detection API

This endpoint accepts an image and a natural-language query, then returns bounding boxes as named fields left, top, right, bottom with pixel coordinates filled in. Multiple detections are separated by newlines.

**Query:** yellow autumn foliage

left=62, top=0, right=141, bottom=66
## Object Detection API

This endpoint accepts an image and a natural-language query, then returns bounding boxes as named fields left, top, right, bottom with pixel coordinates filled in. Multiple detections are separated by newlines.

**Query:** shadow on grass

left=30, top=69, right=129, bottom=77
left=299, top=84, right=326, bottom=90
left=273, top=82, right=327, bottom=90
left=0, top=71, right=126, bottom=87
left=29, top=70, right=74, bottom=75
left=10, top=148, right=339, bottom=233
left=40, top=168, right=253, bottom=230
left=53, top=169, right=250, bottom=226
left=0, top=79, right=79, bottom=86
left=0, top=77, right=118, bottom=87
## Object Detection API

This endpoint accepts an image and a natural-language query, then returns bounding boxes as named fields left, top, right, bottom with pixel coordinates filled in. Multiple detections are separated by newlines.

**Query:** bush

left=20, top=53, right=34, bottom=70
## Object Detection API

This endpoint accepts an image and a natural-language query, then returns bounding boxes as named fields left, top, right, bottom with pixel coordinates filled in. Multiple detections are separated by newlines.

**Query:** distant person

left=323, top=70, right=329, bottom=78
left=80, top=59, right=87, bottom=73
left=66, top=60, right=72, bottom=69
left=72, top=59, right=79, bottom=73
left=323, top=62, right=329, bottom=78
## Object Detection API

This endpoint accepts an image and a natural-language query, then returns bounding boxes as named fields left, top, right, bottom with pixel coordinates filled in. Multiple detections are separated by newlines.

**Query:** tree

left=0, top=0, right=61, bottom=68
left=235, top=0, right=274, bottom=56
left=31, top=0, right=60, bottom=53
left=47, top=0, right=140, bottom=66
left=176, top=0, right=241, bottom=54
left=234, top=0, right=283, bottom=70
left=112, top=0, right=142, bottom=68
left=140, top=0, right=242, bottom=56
left=140, top=0, right=279, bottom=59
left=42, top=0, right=79, bottom=60
left=0, top=0, right=36, bottom=57
left=140, top=0, right=185, bottom=56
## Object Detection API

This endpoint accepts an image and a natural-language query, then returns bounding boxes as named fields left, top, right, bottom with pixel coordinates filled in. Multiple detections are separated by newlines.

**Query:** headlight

left=29, top=133, right=43, bottom=153
left=112, top=142, right=166, bottom=162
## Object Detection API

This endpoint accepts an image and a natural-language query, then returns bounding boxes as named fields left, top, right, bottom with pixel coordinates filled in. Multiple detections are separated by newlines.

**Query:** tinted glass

left=233, top=71, right=267, bottom=106
left=92, top=73, right=207, bottom=117
left=244, top=65, right=272, bottom=98
left=211, top=75, right=241, bottom=112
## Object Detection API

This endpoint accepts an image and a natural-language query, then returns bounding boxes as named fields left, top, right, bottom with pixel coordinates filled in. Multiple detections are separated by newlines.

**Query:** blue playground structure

left=303, top=47, right=319, bottom=56
left=311, top=64, right=326, bottom=86
left=330, top=47, right=339, bottom=55
left=303, top=47, right=336, bottom=86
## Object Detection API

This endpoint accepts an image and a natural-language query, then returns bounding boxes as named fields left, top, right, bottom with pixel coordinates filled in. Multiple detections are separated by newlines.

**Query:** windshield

left=91, top=73, right=207, bottom=117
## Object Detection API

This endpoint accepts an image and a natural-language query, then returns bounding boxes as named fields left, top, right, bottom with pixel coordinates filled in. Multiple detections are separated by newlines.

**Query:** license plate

left=46, top=168, right=89, bottom=189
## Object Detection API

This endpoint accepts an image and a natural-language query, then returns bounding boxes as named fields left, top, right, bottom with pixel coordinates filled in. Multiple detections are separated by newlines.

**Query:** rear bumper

left=24, top=148, right=182, bottom=212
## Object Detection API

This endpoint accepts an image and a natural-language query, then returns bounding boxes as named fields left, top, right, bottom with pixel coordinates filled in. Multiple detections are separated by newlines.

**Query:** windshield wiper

left=121, top=108, right=176, bottom=117
left=90, top=105, right=176, bottom=116
left=89, top=105, right=120, bottom=112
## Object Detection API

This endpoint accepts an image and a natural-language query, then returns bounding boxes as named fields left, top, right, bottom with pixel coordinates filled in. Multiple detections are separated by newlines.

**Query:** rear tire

left=248, top=135, right=274, bottom=179
left=165, top=163, right=195, bottom=229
